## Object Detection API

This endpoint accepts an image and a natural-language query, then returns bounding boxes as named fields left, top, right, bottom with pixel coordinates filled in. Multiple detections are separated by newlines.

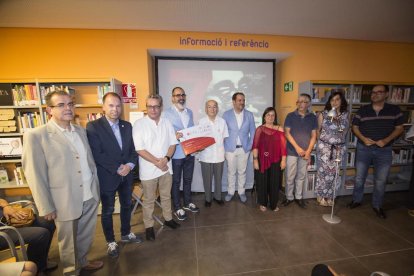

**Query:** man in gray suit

left=22, top=90, right=103, bottom=275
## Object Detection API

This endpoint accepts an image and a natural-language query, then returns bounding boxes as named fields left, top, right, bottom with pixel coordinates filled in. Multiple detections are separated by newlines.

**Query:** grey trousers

left=55, top=198, right=99, bottom=276
left=285, top=155, right=308, bottom=200
left=200, top=161, right=224, bottom=202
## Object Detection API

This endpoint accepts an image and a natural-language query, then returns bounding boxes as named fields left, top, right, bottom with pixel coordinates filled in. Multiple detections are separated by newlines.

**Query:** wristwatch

left=165, top=156, right=171, bottom=161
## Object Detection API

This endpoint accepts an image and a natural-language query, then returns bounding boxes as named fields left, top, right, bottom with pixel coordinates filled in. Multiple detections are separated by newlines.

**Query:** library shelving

left=299, top=80, right=414, bottom=199
left=0, top=77, right=121, bottom=192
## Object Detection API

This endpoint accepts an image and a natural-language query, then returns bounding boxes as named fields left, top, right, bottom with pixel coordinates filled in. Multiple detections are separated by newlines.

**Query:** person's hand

left=376, top=139, right=387, bottom=148
left=253, top=159, right=259, bottom=170
left=117, top=164, right=131, bottom=176
left=3, top=205, right=27, bottom=221
left=363, top=137, right=376, bottom=146
left=280, top=159, right=286, bottom=170
left=303, top=151, right=311, bottom=160
left=295, top=147, right=305, bottom=157
left=176, top=132, right=183, bottom=140
left=155, top=158, right=169, bottom=172
left=44, top=211, right=56, bottom=221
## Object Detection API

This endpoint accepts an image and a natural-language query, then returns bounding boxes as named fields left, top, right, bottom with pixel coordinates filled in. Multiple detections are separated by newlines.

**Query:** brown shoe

left=82, top=260, right=104, bottom=271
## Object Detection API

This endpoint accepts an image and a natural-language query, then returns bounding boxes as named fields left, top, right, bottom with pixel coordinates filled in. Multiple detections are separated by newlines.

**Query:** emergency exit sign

left=284, top=81, right=293, bottom=92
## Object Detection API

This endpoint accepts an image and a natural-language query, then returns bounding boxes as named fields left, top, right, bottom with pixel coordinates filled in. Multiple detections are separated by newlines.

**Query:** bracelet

left=253, top=157, right=258, bottom=160
left=165, top=155, right=171, bottom=162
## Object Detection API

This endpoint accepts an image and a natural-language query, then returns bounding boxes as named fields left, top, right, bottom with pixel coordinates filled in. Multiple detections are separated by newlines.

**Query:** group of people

left=0, top=84, right=408, bottom=275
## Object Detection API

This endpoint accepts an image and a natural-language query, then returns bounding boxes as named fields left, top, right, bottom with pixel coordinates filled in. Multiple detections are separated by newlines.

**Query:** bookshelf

left=299, top=80, right=414, bottom=199
left=0, top=77, right=121, bottom=191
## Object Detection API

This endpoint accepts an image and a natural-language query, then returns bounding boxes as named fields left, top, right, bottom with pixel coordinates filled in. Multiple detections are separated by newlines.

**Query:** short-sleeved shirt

left=198, top=116, right=229, bottom=163
left=132, top=116, right=178, bottom=181
left=284, top=110, right=318, bottom=156
left=352, top=103, right=403, bottom=147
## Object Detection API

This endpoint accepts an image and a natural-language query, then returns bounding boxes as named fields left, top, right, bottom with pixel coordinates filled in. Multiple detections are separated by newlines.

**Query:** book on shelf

left=86, top=113, right=103, bottom=122
left=12, top=84, right=38, bottom=106
left=0, top=109, right=17, bottom=133
left=352, top=86, right=362, bottom=103
left=307, top=153, right=317, bottom=170
left=0, top=137, right=23, bottom=159
left=348, top=132, right=357, bottom=147
left=391, top=148, right=413, bottom=164
left=307, top=173, right=316, bottom=192
left=0, top=166, right=9, bottom=184
left=14, top=165, right=26, bottom=186
left=97, top=84, right=112, bottom=104
left=0, top=83, right=14, bottom=106
left=346, top=151, right=355, bottom=167
left=388, top=87, right=413, bottom=104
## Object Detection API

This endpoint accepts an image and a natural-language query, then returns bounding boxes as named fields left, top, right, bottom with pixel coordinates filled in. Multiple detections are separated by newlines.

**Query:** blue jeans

left=100, top=178, right=132, bottom=242
left=353, top=143, right=392, bottom=208
left=172, top=155, right=195, bottom=210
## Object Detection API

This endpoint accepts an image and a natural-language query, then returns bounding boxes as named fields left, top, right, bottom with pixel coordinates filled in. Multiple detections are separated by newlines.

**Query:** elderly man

left=198, top=100, right=229, bottom=206
left=22, top=90, right=103, bottom=275
left=86, top=92, right=141, bottom=258
left=133, top=94, right=180, bottom=241
left=223, top=92, right=256, bottom=203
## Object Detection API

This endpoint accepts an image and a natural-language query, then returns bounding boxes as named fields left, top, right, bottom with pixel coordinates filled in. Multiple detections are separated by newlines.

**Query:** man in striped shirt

left=348, top=84, right=404, bottom=219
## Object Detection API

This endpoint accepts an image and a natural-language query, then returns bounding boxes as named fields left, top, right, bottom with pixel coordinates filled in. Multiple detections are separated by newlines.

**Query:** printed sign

left=121, top=84, right=137, bottom=103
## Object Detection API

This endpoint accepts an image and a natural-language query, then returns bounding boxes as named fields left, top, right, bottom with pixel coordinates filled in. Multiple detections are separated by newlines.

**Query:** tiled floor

left=46, top=191, right=414, bottom=276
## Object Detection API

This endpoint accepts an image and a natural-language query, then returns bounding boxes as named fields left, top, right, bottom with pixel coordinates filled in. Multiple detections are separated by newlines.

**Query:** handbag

left=1, top=205, right=35, bottom=228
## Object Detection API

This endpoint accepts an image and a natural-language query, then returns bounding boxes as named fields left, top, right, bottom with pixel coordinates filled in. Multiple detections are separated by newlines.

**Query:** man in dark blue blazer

left=86, top=92, right=141, bottom=258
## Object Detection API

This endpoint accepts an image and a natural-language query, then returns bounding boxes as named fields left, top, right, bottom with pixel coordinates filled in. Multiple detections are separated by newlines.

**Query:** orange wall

left=1, top=27, right=413, bottom=122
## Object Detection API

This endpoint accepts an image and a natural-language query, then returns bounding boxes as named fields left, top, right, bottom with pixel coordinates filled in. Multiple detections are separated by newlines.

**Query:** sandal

left=273, top=207, right=280, bottom=212
left=319, top=198, right=329, bottom=207
left=259, top=205, right=267, bottom=212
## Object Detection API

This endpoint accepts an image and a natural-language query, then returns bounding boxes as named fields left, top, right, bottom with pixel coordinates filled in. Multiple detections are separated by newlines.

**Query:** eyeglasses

left=371, top=91, right=386, bottom=95
left=49, top=102, right=75, bottom=109
left=296, top=101, right=309, bottom=104
left=173, top=94, right=186, bottom=98
left=146, top=105, right=161, bottom=110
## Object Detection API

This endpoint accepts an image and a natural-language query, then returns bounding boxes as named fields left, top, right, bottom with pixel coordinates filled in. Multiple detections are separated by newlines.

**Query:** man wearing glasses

left=163, top=87, right=200, bottom=221
left=22, top=90, right=103, bottom=275
left=283, top=93, right=317, bottom=208
left=133, top=94, right=180, bottom=241
left=348, top=85, right=404, bottom=219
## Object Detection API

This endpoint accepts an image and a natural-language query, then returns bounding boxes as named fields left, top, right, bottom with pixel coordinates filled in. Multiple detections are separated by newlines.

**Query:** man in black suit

left=86, top=92, right=142, bottom=258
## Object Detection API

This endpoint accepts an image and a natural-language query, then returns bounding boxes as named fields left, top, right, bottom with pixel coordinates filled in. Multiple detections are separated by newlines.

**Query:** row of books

left=0, top=109, right=16, bottom=133
left=39, top=85, right=75, bottom=104
left=310, top=86, right=414, bottom=104
left=17, top=111, right=42, bottom=132
left=97, top=84, right=113, bottom=104
left=12, top=84, right=39, bottom=106
left=14, top=166, right=26, bottom=185
left=392, top=148, right=413, bottom=164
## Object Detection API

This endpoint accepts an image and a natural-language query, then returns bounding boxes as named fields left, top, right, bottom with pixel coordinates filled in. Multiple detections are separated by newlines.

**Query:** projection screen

left=155, top=57, right=275, bottom=192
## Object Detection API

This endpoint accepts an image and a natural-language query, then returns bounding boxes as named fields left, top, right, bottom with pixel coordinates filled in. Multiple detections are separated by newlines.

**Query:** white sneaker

left=107, top=241, right=119, bottom=258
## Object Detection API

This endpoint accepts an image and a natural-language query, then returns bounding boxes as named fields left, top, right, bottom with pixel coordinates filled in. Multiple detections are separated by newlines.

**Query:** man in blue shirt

left=283, top=94, right=317, bottom=208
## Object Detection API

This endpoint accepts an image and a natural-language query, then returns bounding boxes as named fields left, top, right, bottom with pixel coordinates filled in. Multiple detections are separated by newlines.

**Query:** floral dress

left=315, top=110, right=349, bottom=199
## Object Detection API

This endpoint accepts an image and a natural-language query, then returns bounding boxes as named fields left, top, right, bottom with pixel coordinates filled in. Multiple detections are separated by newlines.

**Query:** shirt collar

left=51, top=120, right=75, bottom=132
left=174, top=105, right=187, bottom=113
left=107, top=117, right=120, bottom=128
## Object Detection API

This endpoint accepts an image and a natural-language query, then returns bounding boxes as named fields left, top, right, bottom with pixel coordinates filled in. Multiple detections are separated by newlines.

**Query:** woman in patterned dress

left=315, top=92, right=349, bottom=206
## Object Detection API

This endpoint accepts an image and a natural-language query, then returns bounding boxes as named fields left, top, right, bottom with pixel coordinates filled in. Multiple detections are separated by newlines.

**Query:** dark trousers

left=0, top=216, right=55, bottom=272
left=255, top=161, right=282, bottom=210
left=100, top=178, right=132, bottom=242
left=172, top=155, right=195, bottom=210
left=200, top=161, right=224, bottom=202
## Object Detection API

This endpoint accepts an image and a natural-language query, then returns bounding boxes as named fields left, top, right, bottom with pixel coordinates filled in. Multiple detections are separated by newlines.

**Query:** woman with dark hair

left=252, top=107, right=286, bottom=212
left=315, top=91, right=349, bottom=206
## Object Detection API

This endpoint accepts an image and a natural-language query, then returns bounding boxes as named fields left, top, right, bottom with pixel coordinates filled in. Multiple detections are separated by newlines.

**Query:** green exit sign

left=284, top=81, right=293, bottom=92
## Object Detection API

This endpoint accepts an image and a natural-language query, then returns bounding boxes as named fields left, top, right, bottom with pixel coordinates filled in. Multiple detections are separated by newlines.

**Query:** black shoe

left=145, top=227, right=155, bottom=241
left=164, top=219, right=180, bottom=229
left=347, top=201, right=361, bottom=209
left=295, top=199, right=306, bottom=208
left=213, top=198, right=224, bottom=205
left=282, top=199, right=294, bottom=206
left=205, top=201, right=212, bottom=207
left=373, top=207, right=386, bottom=219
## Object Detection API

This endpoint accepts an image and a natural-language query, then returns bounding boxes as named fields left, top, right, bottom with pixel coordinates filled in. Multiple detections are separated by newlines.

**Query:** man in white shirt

left=133, top=94, right=180, bottom=241
left=22, top=90, right=103, bottom=275
left=198, top=100, right=229, bottom=206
